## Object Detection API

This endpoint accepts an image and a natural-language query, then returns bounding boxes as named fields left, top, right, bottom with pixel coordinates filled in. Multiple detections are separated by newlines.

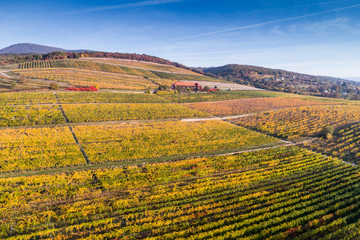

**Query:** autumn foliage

left=185, top=97, right=331, bottom=116
left=66, top=86, right=98, bottom=91
left=1, top=147, right=358, bottom=239
left=232, top=105, right=360, bottom=139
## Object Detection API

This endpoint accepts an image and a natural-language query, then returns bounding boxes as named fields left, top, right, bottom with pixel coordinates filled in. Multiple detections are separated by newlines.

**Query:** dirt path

left=55, top=93, right=91, bottom=164
left=0, top=70, right=12, bottom=78
left=215, top=143, right=294, bottom=157
left=181, top=114, right=255, bottom=122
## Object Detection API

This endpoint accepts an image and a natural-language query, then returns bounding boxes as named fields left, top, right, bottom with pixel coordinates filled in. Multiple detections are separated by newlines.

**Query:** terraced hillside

left=15, top=59, right=221, bottom=88
left=1, top=58, right=235, bottom=92
left=2, top=85, right=360, bottom=239
left=82, top=57, right=203, bottom=75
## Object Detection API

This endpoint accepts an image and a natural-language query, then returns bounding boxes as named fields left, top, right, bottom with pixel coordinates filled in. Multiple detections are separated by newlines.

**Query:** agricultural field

left=232, top=105, right=360, bottom=140
left=160, top=90, right=279, bottom=103
left=13, top=68, right=158, bottom=90
left=0, top=90, right=293, bottom=106
left=185, top=97, right=332, bottom=116
left=0, top=127, right=83, bottom=172
left=0, top=92, right=58, bottom=105
left=73, top=120, right=280, bottom=163
left=17, top=59, right=218, bottom=82
left=84, top=57, right=202, bottom=75
left=150, top=78, right=179, bottom=87
left=2, top=147, right=360, bottom=239
left=56, top=92, right=169, bottom=104
left=62, top=103, right=210, bottom=122
left=303, top=122, right=360, bottom=165
left=0, top=105, right=64, bottom=127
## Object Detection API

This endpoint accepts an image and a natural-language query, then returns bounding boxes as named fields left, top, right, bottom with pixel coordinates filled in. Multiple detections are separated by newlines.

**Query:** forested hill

left=0, top=49, right=201, bottom=73
left=202, top=64, right=360, bottom=99
left=0, top=43, right=92, bottom=54
left=0, top=43, right=67, bottom=54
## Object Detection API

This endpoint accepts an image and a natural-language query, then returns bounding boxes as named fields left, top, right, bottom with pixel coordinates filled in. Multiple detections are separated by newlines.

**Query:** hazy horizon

left=344, top=77, right=360, bottom=81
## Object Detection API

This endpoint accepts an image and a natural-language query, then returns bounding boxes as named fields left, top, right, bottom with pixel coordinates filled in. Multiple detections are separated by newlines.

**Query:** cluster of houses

left=170, top=82, right=218, bottom=92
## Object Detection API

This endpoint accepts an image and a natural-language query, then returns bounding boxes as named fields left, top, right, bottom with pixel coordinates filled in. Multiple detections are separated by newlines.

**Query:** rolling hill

left=0, top=57, right=230, bottom=91
left=1, top=46, right=360, bottom=99
left=202, top=64, right=360, bottom=98
left=0, top=43, right=92, bottom=54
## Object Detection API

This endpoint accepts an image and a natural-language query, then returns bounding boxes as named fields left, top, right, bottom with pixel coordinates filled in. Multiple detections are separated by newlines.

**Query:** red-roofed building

left=171, top=82, right=202, bottom=92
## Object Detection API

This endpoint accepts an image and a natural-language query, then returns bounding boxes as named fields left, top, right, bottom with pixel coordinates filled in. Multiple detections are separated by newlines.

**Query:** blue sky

left=1, top=0, right=360, bottom=78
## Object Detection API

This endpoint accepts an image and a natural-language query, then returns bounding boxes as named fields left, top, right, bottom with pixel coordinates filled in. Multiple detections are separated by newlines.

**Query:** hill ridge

left=202, top=64, right=359, bottom=98
left=0, top=43, right=92, bottom=54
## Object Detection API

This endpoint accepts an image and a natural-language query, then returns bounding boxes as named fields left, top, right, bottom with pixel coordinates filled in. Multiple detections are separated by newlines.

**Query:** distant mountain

left=202, top=64, right=360, bottom=98
left=0, top=43, right=93, bottom=54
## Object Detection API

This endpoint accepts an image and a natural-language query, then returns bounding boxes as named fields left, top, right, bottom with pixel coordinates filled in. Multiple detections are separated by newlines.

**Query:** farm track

left=55, top=93, right=91, bottom=164
left=181, top=114, right=255, bottom=122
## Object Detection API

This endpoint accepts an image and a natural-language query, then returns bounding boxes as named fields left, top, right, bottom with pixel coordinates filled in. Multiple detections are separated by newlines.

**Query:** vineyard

left=0, top=92, right=58, bottom=105
left=56, top=92, right=170, bottom=103
left=303, top=122, right=360, bottom=165
left=73, top=120, right=279, bottom=163
left=2, top=147, right=360, bottom=239
left=0, top=127, right=83, bottom=172
left=0, top=89, right=281, bottom=106
left=17, top=59, right=217, bottom=82
left=159, top=90, right=278, bottom=103
left=13, top=68, right=158, bottom=90
left=62, top=103, right=210, bottom=122
left=185, top=97, right=332, bottom=116
left=0, top=105, right=65, bottom=127
left=3, top=59, right=360, bottom=239
left=232, top=105, right=360, bottom=139
left=84, top=57, right=202, bottom=75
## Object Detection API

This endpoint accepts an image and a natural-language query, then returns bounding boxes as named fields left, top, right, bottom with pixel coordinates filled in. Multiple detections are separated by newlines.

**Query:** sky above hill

left=1, top=0, right=360, bottom=78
